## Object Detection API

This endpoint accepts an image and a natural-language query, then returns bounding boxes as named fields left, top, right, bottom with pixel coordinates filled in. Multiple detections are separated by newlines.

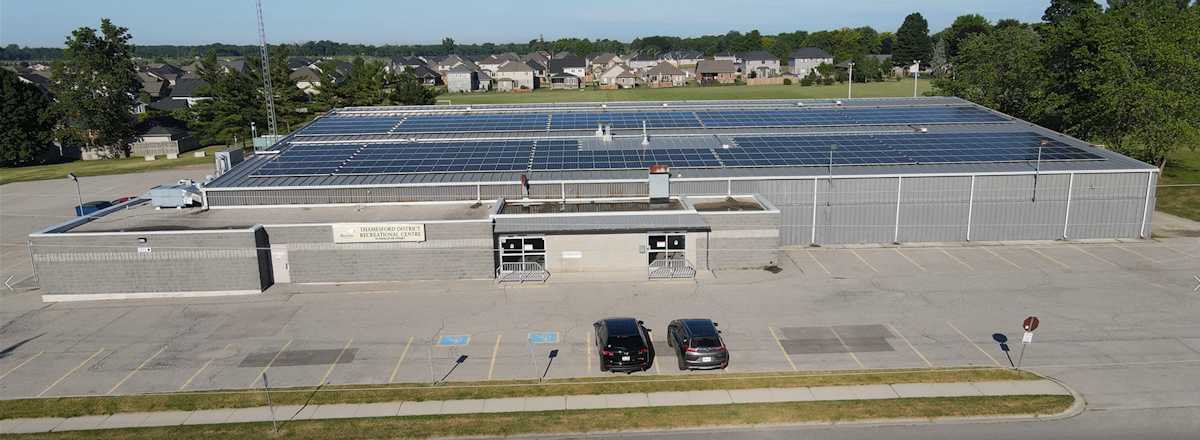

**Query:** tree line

left=933, top=0, right=1199, bottom=167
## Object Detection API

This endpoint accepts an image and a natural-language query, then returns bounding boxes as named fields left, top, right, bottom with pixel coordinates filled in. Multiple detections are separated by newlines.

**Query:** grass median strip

left=0, top=367, right=1038, bottom=420
left=2, top=395, right=1073, bottom=439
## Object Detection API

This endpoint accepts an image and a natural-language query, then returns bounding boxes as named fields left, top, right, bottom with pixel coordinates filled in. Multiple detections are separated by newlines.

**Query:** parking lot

left=2, top=235, right=1197, bottom=404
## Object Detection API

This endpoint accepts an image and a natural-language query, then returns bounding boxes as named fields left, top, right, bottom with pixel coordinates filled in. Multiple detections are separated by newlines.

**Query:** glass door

left=647, top=233, right=686, bottom=265
left=500, top=236, right=546, bottom=267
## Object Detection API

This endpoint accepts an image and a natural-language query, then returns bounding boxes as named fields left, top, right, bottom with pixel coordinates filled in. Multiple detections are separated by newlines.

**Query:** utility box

left=148, top=182, right=202, bottom=208
left=649, top=164, right=671, bottom=204
left=215, top=148, right=245, bottom=176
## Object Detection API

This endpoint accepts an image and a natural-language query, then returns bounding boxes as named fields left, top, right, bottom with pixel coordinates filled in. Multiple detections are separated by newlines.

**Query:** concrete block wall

left=696, top=210, right=782, bottom=271
left=30, top=228, right=267, bottom=299
left=263, top=221, right=494, bottom=283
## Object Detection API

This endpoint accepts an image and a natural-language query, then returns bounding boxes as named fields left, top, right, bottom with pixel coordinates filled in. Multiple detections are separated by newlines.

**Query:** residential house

left=627, top=53, right=658, bottom=71
left=219, top=59, right=249, bottom=74
left=660, top=50, right=703, bottom=67
left=522, top=52, right=550, bottom=67
left=548, top=56, right=586, bottom=83
left=287, top=56, right=314, bottom=70
left=147, top=98, right=188, bottom=112
left=476, top=70, right=492, bottom=92
left=407, top=64, right=443, bottom=86
left=695, top=59, right=737, bottom=84
left=168, top=78, right=210, bottom=106
left=387, top=56, right=424, bottom=73
left=494, top=60, right=536, bottom=90
left=289, top=67, right=323, bottom=95
left=496, top=77, right=517, bottom=92
left=643, top=62, right=687, bottom=87
left=13, top=69, right=51, bottom=95
left=713, top=51, right=741, bottom=66
left=740, top=51, right=780, bottom=78
left=525, top=59, right=547, bottom=79
left=790, top=47, right=833, bottom=76
left=446, top=65, right=479, bottom=93
left=476, top=54, right=509, bottom=74
left=137, top=71, right=169, bottom=98
left=435, top=55, right=466, bottom=71
left=145, top=63, right=184, bottom=86
left=588, top=52, right=623, bottom=78
left=598, top=64, right=634, bottom=87
left=548, top=73, right=581, bottom=89
left=131, top=117, right=199, bottom=157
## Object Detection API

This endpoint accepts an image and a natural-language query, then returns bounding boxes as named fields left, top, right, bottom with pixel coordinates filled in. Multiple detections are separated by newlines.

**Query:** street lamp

left=847, top=61, right=855, bottom=99
left=827, top=144, right=838, bottom=206
left=251, top=121, right=257, bottom=140
left=1032, top=139, right=1048, bottom=202
left=66, top=172, right=83, bottom=216
left=912, top=60, right=921, bottom=97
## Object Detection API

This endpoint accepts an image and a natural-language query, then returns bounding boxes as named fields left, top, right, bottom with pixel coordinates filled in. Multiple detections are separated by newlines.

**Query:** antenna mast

left=256, top=0, right=278, bottom=138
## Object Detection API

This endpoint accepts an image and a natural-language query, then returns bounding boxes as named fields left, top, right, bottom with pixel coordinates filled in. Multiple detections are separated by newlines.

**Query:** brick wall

left=31, top=228, right=268, bottom=297
left=696, top=211, right=782, bottom=270
left=263, top=221, right=494, bottom=282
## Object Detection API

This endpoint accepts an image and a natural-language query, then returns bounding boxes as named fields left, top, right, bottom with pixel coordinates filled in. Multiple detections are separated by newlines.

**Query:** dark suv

left=667, top=319, right=728, bottom=370
left=594, top=317, right=654, bottom=373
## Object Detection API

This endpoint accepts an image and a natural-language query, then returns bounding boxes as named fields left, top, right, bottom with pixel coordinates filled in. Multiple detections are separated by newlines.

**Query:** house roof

left=791, top=47, right=832, bottom=59
left=447, top=64, right=475, bottom=74
left=136, top=117, right=189, bottom=137
left=549, top=72, right=579, bottom=80
left=289, top=67, right=322, bottom=82
left=219, top=59, right=248, bottom=72
left=644, top=62, right=685, bottom=76
left=739, top=51, right=776, bottom=61
left=695, top=59, right=737, bottom=74
left=287, top=57, right=313, bottom=70
left=630, top=53, right=657, bottom=62
left=591, top=52, right=618, bottom=64
left=408, top=65, right=440, bottom=78
left=556, top=55, right=586, bottom=68
left=497, top=60, right=534, bottom=73
left=552, top=51, right=575, bottom=59
left=146, top=99, right=189, bottom=111
left=525, top=59, right=546, bottom=71
left=169, top=78, right=208, bottom=97
left=714, top=51, right=738, bottom=58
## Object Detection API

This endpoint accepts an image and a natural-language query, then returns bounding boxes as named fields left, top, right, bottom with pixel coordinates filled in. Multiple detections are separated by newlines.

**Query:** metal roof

left=205, top=97, right=1156, bottom=190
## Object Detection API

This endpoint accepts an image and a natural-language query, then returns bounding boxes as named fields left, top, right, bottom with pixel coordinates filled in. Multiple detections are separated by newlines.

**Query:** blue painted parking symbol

left=437, top=335, right=470, bottom=346
left=528, top=331, right=558, bottom=344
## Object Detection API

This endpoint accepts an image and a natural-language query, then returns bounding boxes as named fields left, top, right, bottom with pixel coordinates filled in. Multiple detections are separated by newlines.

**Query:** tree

left=933, top=27, right=1050, bottom=121
left=0, top=69, right=56, bottom=165
left=186, top=52, right=260, bottom=145
left=1042, top=0, right=1102, bottom=25
left=995, top=18, right=1024, bottom=29
left=441, top=37, right=456, bottom=55
left=943, top=14, right=991, bottom=59
left=893, top=13, right=933, bottom=66
left=385, top=69, right=439, bottom=105
left=50, top=19, right=139, bottom=158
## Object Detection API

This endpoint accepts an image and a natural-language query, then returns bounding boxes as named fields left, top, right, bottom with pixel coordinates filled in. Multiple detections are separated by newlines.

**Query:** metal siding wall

left=899, top=176, right=971, bottom=242
left=1145, top=173, right=1157, bottom=238
left=566, top=182, right=648, bottom=198
left=816, top=177, right=896, bottom=244
left=731, top=179, right=814, bottom=245
left=972, top=174, right=1070, bottom=241
left=479, top=184, right=523, bottom=200
left=527, top=183, right=561, bottom=199
left=1067, top=172, right=1148, bottom=239
left=672, top=180, right=726, bottom=196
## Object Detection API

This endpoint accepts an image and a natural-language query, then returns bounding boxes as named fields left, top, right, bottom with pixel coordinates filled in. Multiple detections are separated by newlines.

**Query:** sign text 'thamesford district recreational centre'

left=332, top=223, right=426, bottom=243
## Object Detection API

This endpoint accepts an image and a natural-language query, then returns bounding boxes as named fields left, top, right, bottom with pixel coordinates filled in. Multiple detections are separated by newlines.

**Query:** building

left=168, top=78, right=210, bottom=107
left=549, top=55, right=586, bottom=79
left=138, top=71, right=169, bottom=98
left=548, top=73, right=581, bottom=89
left=740, top=51, right=780, bottom=77
left=713, top=51, right=741, bottom=66
left=28, top=97, right=1159, bottom=301
left=695, top=60, right=737, bottom=84
left=599, top=64, right=635, bottom=87
left=446, top=65, right=479, bottom=92
left=660, top=50, right=704, bottom=67
left=790, top=47, right=833, bottom=76
left=130, top=118, right=200, bottom=157
left=494, top=61, right=537, bottom=90
left=627, top=53, right=658, bottom=71
left=643, top=62, right=687, bottom=87
left=289, top=67, right=323, bottom=95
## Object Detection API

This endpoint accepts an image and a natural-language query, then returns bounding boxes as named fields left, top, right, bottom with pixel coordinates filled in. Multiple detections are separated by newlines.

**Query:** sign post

left=541, top=349, right=559, bottom=382
left=1017, top=316, right=1039, bottom=369
left=262, top=372, right=278, bottom=434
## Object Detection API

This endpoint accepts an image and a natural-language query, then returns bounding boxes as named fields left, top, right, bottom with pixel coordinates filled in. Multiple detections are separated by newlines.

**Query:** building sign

left=332, top=223, right=425, bottom=243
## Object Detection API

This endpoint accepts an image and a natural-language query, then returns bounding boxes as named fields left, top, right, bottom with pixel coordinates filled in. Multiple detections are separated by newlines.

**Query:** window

left=500, top=236, right=546, bottom=266
left=648, top=233, right=686, bottom=264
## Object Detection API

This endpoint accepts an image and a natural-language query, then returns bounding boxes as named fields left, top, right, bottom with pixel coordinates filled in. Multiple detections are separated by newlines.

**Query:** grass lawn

left=0, top=367, right=1037, bottom=420
left=2, top=395, right=1073, bottom=439
left=1156, top=147, right=1200, bottom=221
left=0, top=145, right=228, bottom=186
left=442, top=78, right=931, bottom=105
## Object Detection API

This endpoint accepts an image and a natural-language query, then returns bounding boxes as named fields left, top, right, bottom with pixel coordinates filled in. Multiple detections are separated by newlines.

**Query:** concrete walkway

left=0, top=379, right=1068, bottom=434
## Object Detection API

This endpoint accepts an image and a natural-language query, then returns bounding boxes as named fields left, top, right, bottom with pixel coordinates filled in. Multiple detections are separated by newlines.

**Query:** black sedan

left=594, top=317, right=654, bottom=373
left=666, top=318, right=729, bottom=370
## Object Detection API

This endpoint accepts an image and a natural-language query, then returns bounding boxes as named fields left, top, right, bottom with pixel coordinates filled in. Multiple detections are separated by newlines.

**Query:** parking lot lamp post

left=66, top=173, right=82, bottom=215
left=847, top=61, right=854, bottom=99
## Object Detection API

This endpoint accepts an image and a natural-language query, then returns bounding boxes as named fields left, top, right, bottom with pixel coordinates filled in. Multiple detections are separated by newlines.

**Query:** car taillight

left=686, top=347, right=700, bottom=353
left=638, top=347, right=649, bottom=353
left=601, top=350, right=613, bottom=357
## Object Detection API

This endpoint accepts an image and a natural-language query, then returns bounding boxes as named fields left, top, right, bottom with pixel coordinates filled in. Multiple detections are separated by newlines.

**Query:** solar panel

left=548, top=111, right=702, bottom=130
left=532, top=148, right=720, bottom=170
left=297, top=117, right=401, bottom=136
left=336, top=140, right=537, bottom=174
left=393, top=113, right=549, bottom=133
left=697, top=106, right=1006, bottom=128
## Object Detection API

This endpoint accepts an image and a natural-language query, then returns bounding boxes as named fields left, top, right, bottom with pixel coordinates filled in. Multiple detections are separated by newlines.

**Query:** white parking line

left=827, top=326, right=865, bottom=368
left=805, top=251, right=831, bottom=276
left=767, top=326, right=798, bottom=371
left=1072, top=245, right=1119, bottom=267
left=108, top=344, right=168, bottom=395
left=0, top=351, right=42, bottom=383
left=1027, top=247, right=1071, bottom=270
left=982, top=247, right=1023, bottom=270
left=388, top=336, right=414, bottom=383
left=487, top=334, right=502, bottom=380
left=1112, top=245, right=1159, bottom=263
left=887, top=323, right=934, bottom=368
left=250, top=339, right=293, bottom=388
left=180, top=343, right=231, bottom=391
left=849, top=249, right=879, bottom=273
left=941, top=249, right=975, bottom=271
left=38, top=348, right=105, bottom=397
left=318, top=338, right=354, bottom=386
left=946, top=321, right=1003, bottom=368
left=586, top=331, right=593, bottom=374
left=894, top=248, right=927, bottom=272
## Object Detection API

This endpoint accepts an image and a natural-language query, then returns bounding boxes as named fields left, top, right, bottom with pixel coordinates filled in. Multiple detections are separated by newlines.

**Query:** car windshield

left=691, top=336, right=722, bottom=348
left=607, top=334, right=643, bottom=350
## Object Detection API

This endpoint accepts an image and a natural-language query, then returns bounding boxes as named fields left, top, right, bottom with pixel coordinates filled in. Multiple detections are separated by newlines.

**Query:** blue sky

left=1, top=0, right=1051, bottom=47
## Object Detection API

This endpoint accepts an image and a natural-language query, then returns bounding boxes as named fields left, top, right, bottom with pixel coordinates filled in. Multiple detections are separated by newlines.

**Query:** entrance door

left=647, top=233, right=686, bottom=265
left=270, top=245, right=291, bottom=283
left=499, top=236, right=546, bottom=269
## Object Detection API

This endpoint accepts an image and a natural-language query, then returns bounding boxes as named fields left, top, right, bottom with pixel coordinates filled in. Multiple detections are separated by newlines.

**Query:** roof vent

left=721, top=144, right=730, bottom=149
left=796, top=102, right=805, bottom=107
left=916, top=127, right=928, bottom=133
left=649, top=165, right=670, bottom=203
left=835, top=100, right=843, bottom=106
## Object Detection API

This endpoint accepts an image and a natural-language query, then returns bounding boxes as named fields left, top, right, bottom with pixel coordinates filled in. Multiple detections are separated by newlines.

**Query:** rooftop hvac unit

left=147, top=182, right=202, bottom=208
left=648, top=165, right=670, bottom=204
left=215, top=148, right=245, bottom=176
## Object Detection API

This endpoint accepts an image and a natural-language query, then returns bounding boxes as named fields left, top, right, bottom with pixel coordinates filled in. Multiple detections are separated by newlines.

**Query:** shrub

left=783, top=78, right=793, bottom=85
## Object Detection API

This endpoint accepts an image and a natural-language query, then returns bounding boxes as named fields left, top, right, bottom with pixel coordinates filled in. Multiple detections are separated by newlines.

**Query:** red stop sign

left=1023, top=316, right=1040, bottom=332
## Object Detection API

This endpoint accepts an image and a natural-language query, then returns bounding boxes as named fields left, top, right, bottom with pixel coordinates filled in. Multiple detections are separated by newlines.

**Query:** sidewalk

left=0, top=379, right=1068, bottom=435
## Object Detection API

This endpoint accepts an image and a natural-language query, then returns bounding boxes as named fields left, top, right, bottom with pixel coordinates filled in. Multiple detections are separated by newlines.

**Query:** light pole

left=912, top=60, right=921, bottom=97
left=1033, top=139, right=1047, bottom=202
left=847, top=61, right=854, bottom=99
left=250, top=121, right=257, bottom=140
left=66, top=173, right=83, bottom=216
left=827, top=144, right=838, bottom=206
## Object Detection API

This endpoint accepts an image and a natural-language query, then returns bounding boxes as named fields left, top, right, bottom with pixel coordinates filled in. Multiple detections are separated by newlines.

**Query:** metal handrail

left=496, top=261, right=549, bottom=283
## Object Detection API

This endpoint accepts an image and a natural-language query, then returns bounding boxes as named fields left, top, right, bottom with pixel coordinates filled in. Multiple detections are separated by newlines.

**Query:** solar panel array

left=251, top=131, right=1103, bottom=177
left=293, top=106, right=1010, bottom=137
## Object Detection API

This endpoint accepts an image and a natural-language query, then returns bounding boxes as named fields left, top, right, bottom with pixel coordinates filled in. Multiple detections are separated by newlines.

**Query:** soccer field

left=442, top=78, right=932, bottom=105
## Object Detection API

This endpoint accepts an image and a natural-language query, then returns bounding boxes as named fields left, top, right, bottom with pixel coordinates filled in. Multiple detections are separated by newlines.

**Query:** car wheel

left=677, top=354, right=687, bottom=371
